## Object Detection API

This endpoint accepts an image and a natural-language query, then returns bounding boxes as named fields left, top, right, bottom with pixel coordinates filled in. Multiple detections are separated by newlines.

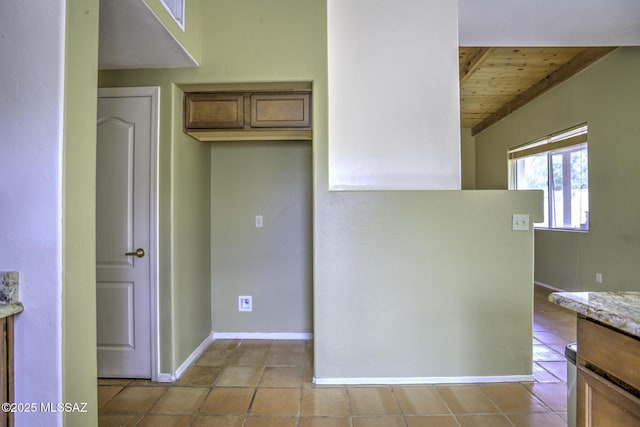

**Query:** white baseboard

left=212, top=332, right=313, bottom=340
left=534, top=281, right=567, bottom=292
left=155, top=373, right=175, bottom=383
left=313, top=375, right=534, bottom=385
left=165, top=331, right=215, bottom=382
left=155, top=331, right=311, bottom=382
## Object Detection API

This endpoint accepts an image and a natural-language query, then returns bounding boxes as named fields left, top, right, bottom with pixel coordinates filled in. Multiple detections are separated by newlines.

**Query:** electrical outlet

left=595, top=273, right=603, bottom=284
left=255, top=215, right=263, bottom=228
left=239, top=296, right=252, bottom=312
left=512, top=214, right=530, bottom=231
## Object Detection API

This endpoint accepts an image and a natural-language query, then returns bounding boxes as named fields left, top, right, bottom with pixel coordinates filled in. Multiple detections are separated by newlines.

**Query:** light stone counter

left=549, top=291, right=640, bottom=338
left=0, top=271, right=23, bottom=319
left=0, top=302, right=23, bottom=319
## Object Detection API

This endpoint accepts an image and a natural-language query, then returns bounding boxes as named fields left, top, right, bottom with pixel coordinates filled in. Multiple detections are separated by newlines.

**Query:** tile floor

left=98, top=285, right=576, bottom=426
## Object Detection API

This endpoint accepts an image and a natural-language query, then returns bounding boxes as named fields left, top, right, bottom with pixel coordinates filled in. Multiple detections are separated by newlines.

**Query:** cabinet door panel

left=185, top=94, right=244, bottom=129
left=578, top=365, right=640, bottom=426
left=250, top=93, right=310, bottom=128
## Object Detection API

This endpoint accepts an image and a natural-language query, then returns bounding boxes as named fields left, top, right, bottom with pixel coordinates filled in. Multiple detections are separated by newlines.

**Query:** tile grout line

left=295, top=341, right=307, bottom=427
left=96, top=381, right=129, bottom=413
left=190, top=383, right=214, bottom=427
left=388, top=386, right=409, bottom=427
left=133, top=384, right=170, bottom=427
left=344, top=385, right=354, bottom=427
left=474, top=384, right=518, bottom=427
left=432, top=385, right=462, bottom=427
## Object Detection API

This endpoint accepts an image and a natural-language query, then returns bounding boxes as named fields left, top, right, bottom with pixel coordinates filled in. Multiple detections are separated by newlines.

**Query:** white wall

left=459, top=0, right=640, bottom=46
left=0, top=0, right=65, bottom=425
left=327, top=0, right=461, bottom=190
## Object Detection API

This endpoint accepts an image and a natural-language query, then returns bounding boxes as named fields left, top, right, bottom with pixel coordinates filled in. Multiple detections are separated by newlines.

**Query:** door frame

left=97, top=86, right=160, bottom=381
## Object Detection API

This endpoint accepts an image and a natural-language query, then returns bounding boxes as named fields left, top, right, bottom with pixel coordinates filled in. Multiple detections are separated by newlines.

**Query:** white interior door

left=96, top=88, right=158, bottom=378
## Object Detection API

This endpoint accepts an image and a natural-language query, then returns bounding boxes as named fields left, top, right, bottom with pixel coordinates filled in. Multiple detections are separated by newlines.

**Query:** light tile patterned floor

left=98, top=285, right=575, bottom=426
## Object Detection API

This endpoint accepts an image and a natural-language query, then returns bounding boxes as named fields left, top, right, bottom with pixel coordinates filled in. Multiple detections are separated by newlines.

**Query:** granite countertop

left=0, top=271, right=23, bottom=319
left=0, top=302, right=23, bottom=319
left=549, top=291, right=640, bottom=338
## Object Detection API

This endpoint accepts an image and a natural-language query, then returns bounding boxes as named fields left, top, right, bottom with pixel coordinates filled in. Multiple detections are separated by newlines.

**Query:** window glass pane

left=550, top=153, right=564, bottom=228
left=160, top=0, right=184, bottom=27
left=515, top=153, right=549, bottom=227
left=509, top=127, right=588, bottom=231
left=544, top=144, right=588, bottom=230
left=571, top=146, right=589, bottom=229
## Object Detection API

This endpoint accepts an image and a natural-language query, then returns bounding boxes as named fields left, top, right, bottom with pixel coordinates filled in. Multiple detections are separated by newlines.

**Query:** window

left=509, top=125, right=589, bottom=231
left=160, top=0, right=185, bottom=30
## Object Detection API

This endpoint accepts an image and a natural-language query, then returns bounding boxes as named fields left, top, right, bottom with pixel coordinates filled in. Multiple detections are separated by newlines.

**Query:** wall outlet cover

left=239, top=296, right=252, bottom=312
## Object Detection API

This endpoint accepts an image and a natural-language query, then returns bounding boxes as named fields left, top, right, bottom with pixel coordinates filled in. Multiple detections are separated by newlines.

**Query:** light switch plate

left=512, top=214, right=530, bottom=231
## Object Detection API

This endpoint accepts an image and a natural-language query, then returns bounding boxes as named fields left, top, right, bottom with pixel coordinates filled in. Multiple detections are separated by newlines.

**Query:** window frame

left=160, top=0, right=185, bottom=31
left=508, top=124, right=589, bottom=232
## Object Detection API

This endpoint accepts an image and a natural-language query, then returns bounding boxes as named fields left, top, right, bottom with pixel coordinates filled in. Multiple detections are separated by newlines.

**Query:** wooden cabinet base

left=578, top=365, right=640, bottom=426
left=578, top=315, right=640, bottom=391
left=0, top=316, right=14, bottom=427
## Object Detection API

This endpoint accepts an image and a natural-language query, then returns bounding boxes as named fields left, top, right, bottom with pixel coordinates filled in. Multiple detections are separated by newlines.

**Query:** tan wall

left=475, top=47, right=640, bottom=292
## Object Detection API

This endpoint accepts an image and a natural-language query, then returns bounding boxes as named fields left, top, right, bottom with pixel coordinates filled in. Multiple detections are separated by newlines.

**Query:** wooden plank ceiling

left=459, top=47, right=616, bottom=135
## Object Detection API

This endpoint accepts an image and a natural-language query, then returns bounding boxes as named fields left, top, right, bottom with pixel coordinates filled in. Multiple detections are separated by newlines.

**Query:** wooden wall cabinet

left=184, top=90, right=311, bottom=142
left=577, top=316, right=640, bottom=426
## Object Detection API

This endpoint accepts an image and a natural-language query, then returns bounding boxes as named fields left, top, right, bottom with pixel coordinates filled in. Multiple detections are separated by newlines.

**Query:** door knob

left=125, top=248, right=145, bottom=258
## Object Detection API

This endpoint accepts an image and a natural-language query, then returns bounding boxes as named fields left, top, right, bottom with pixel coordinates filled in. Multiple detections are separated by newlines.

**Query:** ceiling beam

left=459, top=47, right=493, bottom=86
left=471, top=47, right=616, bottom=136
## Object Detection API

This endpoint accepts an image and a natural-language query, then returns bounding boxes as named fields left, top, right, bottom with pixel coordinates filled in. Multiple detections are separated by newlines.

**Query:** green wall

left=143, top=0, right=202, bottom=64
left=461, top=128, right=476, bottom=189
left=475, top=47, right=640, bottom=292
left=315, top=190, right=543, bottom=380
left=211, top=141, right=313, bottom=333
left=102, top=0, right=543, bottom=382
left=62, top=0, right=100, bottom=425
left=171, top=85, right=213, bottom=366
left=99, top=0, right=325, bottom=372
left=316, top=1, right=541, bottom=381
